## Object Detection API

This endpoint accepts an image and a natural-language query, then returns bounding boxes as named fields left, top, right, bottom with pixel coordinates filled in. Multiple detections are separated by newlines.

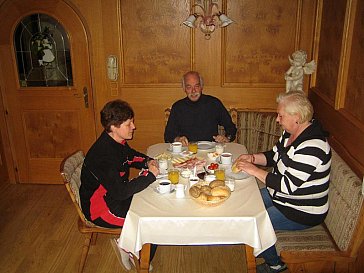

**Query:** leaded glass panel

left=14, top=13, right=73, bottom=87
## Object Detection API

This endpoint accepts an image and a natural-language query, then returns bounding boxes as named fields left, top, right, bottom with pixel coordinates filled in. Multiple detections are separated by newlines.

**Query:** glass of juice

left=168, top=169, right=180, bottom=184
left=214, top=168, right=225, bottom=180
left=188, top=142, right=198, bottom=154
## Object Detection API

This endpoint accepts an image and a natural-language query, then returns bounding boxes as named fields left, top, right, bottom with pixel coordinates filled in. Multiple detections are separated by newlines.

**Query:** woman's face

left=276, top=103, right=299, bottom=134
left=109, top=118, right=136, bottom=142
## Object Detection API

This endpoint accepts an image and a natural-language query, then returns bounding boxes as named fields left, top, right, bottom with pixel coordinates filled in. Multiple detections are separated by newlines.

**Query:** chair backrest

left=60, top=150, right=87, bottom=223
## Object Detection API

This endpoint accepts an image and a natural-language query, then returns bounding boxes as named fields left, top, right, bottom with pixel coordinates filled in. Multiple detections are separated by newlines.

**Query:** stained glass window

left=14, top=13, right=73, bottom=87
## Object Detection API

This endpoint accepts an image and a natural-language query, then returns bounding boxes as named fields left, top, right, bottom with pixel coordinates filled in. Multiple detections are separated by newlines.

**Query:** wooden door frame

left=0, top=0, right=96, bottom=183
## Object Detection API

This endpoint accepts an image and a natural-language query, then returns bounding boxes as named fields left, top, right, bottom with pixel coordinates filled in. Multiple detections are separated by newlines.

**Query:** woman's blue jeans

left=259, top=188, right=310, bottom=265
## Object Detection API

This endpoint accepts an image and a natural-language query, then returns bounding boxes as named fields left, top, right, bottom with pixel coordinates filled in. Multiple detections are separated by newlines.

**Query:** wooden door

left=0, top=0, right=96, bottom=183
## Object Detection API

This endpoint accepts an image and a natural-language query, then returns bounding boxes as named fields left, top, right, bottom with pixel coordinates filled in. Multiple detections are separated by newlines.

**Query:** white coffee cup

left=157, top=179, right=171, bottom=194
left=175, top=184, right=186, bottom=198
left=220, top=152, right=232, bottom=165
left=189, top=176, right=199, bottom=187
left=158, top=159, right=168, bottom=173
left=171, top=142, right=182, bottom=153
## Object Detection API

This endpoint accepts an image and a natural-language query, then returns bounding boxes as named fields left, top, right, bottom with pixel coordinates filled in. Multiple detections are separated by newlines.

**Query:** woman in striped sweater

left=235, top=91, right=331, bottom=273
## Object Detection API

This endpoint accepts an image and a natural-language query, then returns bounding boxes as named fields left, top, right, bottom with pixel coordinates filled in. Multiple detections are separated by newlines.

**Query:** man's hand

left=213, top=135, right=229, bottom=143
left=175, top=136, right=189, bottom=146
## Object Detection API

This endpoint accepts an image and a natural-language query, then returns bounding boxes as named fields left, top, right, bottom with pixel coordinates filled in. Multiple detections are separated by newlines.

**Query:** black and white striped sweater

left=263, top=119, right=331, bottom=226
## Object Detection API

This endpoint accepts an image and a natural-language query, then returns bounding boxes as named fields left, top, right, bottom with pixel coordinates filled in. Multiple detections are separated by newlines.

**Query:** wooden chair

left=60, top=150, right=122, bottom=273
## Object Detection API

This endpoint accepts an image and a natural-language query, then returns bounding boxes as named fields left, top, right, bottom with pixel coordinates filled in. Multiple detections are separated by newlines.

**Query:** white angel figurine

left=285, top=50, right=316, bottom=92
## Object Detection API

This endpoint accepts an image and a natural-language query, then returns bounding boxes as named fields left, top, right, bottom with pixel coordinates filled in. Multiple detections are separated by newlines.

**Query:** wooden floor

left=0, top=182, right=254, bottom=273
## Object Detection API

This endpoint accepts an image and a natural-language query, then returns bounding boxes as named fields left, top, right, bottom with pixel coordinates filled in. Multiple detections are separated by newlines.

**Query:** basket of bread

left=189, top=179, right=231, bottom=207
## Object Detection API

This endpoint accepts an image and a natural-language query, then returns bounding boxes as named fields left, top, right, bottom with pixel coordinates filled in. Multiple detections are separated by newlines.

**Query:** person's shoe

left=110, top=238, right=132, bottom=271
left=257, top=262, right=287, bottom=273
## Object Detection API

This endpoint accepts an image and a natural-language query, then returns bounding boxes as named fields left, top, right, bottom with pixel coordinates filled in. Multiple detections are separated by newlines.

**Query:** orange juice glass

left=215, top=169, right=225, bottom=180
left=188, top=142, right=198, bottom=153
left=168, top=169, right=180, bottom=184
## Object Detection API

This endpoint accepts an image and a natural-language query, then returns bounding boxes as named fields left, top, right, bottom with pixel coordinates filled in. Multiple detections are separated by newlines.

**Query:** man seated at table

left=80, top=99, right=159, bottom=271
left=164, top=71, right=237, bottom=146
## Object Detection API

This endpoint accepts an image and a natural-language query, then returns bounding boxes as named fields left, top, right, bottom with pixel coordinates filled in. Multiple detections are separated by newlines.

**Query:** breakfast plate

left=197, top=141, right=216, bottom=151
left=225, top=169, right=250, bottom=180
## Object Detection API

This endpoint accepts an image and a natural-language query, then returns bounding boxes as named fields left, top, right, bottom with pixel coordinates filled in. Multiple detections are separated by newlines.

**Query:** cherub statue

left=285, top=50, right=316, bottom=92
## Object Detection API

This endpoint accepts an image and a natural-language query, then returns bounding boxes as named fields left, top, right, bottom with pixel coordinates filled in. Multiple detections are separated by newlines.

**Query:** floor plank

left=0, top=183, right=258, bottom=273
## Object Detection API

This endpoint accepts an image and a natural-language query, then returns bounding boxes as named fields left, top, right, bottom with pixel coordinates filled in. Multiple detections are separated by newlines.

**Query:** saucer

left=154, top=184, right=176, bottom=194
left=167, top=146, right=187, bottom=154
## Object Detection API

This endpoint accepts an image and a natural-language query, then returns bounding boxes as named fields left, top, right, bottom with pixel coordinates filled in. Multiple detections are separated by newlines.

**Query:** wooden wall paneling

left=309, top=90, right=364, bottom=178
left=223, top=0, right=300, bottom=87
left=315, top=0, right=347, bottom=104
left=335, top=0, right=357, bottom=109
left=120, top=0, right=191, bottom=85
left=344, top=0, right=364, bottom=123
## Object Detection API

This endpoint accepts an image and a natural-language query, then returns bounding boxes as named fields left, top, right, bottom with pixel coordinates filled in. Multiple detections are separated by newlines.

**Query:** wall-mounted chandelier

left=182, top=0, right=233, bottom=40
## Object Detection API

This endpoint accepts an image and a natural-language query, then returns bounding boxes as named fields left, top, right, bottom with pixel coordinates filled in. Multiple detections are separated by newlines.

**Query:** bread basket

left=189, top=181, right=231, bottom=207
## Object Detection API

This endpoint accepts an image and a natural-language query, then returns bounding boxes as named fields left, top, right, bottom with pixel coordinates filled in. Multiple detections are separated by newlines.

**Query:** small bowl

left=207, top=152, right=219, bottom=161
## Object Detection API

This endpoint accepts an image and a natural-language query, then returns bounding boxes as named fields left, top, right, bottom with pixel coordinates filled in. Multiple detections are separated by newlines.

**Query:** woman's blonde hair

left=276, top=91, right=313, bottom=123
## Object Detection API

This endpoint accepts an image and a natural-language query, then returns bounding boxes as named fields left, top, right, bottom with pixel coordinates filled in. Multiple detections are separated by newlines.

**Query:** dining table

left=118, top=142, right=276, bottom=273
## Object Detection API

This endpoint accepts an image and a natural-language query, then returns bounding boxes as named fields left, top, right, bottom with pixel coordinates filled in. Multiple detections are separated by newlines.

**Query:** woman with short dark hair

left=80, top=99, right=159, bottom=271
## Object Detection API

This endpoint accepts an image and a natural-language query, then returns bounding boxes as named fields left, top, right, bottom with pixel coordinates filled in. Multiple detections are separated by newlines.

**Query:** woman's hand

left=147, top=159, right=159, bottom=177
left=234, top=159, right=268, bottom=184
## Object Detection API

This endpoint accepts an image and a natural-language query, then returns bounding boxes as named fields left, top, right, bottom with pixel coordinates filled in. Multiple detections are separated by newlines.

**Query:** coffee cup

left=171, top=142, right=182, bottom=153
left=220, top=152, right=232, bottom=165
left=157, top=179, right=171, bottom=194
left=175, top=184, right=186, bottom=198
left=189, top=176, right=199, bottom=187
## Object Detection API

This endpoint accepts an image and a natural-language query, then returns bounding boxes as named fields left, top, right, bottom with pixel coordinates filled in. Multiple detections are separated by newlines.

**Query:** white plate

left=154, top=184, right=176, bottom=194
left=197, top=141, right=216, bottom=151
left=225, top=169, right=250, bottom=180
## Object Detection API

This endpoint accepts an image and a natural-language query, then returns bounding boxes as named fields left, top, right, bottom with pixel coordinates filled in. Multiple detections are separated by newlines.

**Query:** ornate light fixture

left=182, top=0, right=233, bottom=40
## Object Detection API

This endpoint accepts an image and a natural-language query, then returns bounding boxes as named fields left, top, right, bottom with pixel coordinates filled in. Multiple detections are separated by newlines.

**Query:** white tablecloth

left=118, top=142, right=276, bottom=258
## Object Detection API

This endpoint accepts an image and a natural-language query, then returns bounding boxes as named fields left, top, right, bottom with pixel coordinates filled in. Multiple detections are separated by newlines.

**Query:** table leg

left=245, top=245, right=257, bottom=273
left=135, top=243, right=151, bottom=273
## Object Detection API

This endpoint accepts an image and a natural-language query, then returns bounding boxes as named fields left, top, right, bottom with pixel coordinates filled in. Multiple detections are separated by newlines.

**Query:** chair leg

left=91, top=232, right=98, bottom=245
left=79, top=233, right=92, bottom=273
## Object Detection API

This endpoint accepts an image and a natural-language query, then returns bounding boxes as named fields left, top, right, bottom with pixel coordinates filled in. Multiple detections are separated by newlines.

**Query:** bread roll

left=197, top=192, right=208, bottom=201
left=207, top=195, right=222, bottom=201
left=200, top=185, right=212, bottom=195
left=231, top=162, right=239, bottom=173
left=211, top=186, right=230, bottom=197
left=189, top=186, right=201, bottom=198
left=209, top=180, right=225, bottom=188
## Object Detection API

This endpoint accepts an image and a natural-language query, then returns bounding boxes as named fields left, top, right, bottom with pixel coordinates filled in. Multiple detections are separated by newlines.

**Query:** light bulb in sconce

left=182, top=0, right=234, bottom=39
